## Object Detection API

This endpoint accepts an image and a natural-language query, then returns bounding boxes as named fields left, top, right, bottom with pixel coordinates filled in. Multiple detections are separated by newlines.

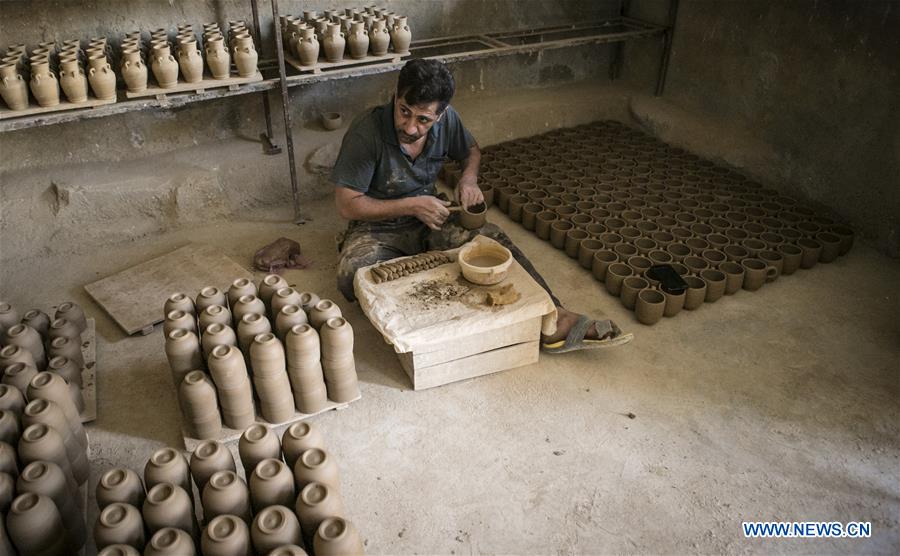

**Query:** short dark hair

left=397, top=59, right=455, bottom=114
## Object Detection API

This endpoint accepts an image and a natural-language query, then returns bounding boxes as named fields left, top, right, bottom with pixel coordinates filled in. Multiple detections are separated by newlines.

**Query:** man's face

left=394, top=95, right=442, bottom=144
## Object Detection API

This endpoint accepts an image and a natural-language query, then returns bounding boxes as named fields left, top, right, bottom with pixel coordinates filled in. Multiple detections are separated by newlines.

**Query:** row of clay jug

left=0, top=39, right=115, bottom=110
left=286, top=8, right=411, bottom=66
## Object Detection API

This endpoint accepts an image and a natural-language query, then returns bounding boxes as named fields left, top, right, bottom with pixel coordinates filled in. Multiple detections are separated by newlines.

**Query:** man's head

left=394, top=59, right=456, bottom=144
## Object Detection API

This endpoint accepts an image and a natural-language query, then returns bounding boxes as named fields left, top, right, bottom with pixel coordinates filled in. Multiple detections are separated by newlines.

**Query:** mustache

left=397, top=129, right=421, bottom=141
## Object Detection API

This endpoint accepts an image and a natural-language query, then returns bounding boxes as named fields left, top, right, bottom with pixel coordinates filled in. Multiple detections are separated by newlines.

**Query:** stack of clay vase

left=119, top=31, right=149, bottom=93
left=163, top=274, right=360, bottom=441
left=94, top=422, right=364, bottom=555
left=281, top=6, right=411, bottom=67
left=227, top=20, right=260, bottom=78
left=0, top=44, right=30, bottom=110
left=147, top=28, right=181, bottom=88
left=478, top=120, right=857, bottom=326
left=0, top=38, right=116, bottom=111
left=0, top=300, right=92, bottom=554
left=202, top=23, right=232, bottom=80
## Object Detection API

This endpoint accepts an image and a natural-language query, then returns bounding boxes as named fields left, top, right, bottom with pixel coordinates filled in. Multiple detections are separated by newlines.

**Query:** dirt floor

left=2, top=192, right=898, bottom=553
left=1, top=81, right=898, bottom=553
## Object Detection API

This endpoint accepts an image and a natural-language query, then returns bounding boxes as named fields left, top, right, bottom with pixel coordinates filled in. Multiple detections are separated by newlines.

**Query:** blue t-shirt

left=331, top=99, right=475, bottom=207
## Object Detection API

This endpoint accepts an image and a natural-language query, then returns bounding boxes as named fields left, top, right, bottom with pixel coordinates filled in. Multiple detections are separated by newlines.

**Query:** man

left=331, top=59, right=628, bottom=353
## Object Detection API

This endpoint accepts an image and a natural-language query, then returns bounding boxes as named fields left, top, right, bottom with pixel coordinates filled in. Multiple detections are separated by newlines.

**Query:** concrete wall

left=622, top=0, right=900, bottom=256
left=0, top=1, right=623, bottom=263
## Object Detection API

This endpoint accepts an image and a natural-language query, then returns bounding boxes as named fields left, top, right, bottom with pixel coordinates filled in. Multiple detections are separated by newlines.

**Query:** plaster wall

left=622, top=0, right=900, bottom=256
left=0, top=1, right=628, bottom=263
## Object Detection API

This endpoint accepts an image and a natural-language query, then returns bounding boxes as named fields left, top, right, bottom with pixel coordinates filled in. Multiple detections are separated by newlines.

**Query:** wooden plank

left=402, top=340, right=540, bottom=391
left=397, top=316, right=542, bottom=370
left=79, top=317, right=97, bottom=423
left=0, top=96, right=116, bottom=121
left=182, top=394, right=361, bottom=451
left=283, top=51, right=407, bottom=74
left=125, top=71, right=263, bottom=99
left=84, top=244, right=253, bottom=336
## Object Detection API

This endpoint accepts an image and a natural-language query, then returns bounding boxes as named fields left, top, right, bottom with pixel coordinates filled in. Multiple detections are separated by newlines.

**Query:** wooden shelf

left=0, top=17, right=667, bottom=132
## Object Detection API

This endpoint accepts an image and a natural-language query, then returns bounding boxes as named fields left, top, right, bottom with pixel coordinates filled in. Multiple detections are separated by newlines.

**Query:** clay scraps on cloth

left=253, top=237, right=311, bottom=273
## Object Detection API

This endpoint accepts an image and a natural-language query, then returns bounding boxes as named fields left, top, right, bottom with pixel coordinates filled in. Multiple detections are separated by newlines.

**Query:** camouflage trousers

left=336, top=214, right=560, bottom=305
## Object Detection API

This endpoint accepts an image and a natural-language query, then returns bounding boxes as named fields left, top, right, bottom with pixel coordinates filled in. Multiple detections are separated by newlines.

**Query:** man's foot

left=540, top=307, right=631, bottom=354
left=542, top=307, right=621, bottom=344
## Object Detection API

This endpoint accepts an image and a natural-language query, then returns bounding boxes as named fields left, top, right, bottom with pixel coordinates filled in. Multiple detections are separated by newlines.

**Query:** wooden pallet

left=284, top=50, right=409, bottom=74
left=80, top=317, right=97, bottom=423
left=181, top=394, right=361, bottom=451
left=84, top=244, right=253, bottom=336
left=0, top=96, right=116, bottom=121
left=124, top=71, right=263, bottom=100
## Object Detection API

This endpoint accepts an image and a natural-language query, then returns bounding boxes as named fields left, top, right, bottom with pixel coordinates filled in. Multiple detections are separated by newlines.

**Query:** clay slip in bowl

left=458, top=242, right=512, bottom=286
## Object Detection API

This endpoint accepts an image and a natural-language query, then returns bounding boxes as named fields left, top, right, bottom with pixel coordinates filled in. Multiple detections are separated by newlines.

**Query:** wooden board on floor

left=84, top=244, right=253, bottom=336
left=80, top=317, right=97, bottom=423
left=124, top=71, right=263, bottom=99
left=401, top=340, right=540, bottom=391
left=181, top=394, right=361, bottom=451
left=0, top=96, right=116, bottom=120
left=284, top=51, right=407, bottom=74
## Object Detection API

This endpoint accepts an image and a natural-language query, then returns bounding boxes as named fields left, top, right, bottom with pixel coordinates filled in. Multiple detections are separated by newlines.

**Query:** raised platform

left=80, top=317, right=97, bottom=423
left=0, top=95, right=116, bottom=121
left=181, top=394, right=361, bottom=451
left=284, top=51, right=408, bottom=74
left=124, top=71, right=263, bottom=100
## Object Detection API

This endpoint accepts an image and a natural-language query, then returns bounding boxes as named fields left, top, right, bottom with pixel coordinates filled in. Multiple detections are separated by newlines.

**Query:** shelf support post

left=270, top=0, right=302, bottom=220
left=250, top=0, right=281, bottom=154
left=655, top=0, right=679, bottom=96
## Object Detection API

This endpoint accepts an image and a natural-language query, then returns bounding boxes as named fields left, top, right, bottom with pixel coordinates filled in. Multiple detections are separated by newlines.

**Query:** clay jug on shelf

left=58, top=58, right=88, bottom=103
left=233, top=41, right=258, bottom=77
left=151, top=44, right=179, bottom=88
left=323, top=23, right=345, bottom=63
left=390, top=15, right=412, bottom=54
left=295, top=27, right=319, bottom=66
left=370, top=18, right=390, bottom=56
left=0, top=62, right=29, bottom=110
left=88, top=60, right=117, bottom=100
left=177, top=40, right=204, bottom=83
left=29, top=59, right=60, bottom=107
left=120, top=47, right=147, bottom=93
left=347, top=21, right=369, bottom=59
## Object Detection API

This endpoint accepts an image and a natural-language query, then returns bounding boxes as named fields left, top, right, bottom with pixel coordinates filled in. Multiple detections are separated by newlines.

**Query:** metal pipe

left=609, top=0, right=628, bottom=80
left=655, top=0, right=679, bottom=96
left=250, top=0, right=279, bottom=153
left=270, top=0, right=302, bottom=220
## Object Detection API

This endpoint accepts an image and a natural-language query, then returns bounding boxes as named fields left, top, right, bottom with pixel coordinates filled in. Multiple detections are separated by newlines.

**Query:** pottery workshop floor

left=2, top=193, right=898, bottom=553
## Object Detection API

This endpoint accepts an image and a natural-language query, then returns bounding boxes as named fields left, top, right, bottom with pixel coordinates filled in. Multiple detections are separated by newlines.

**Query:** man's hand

left=456, top=175, right=484, bottom=209
left=410, top=196, right=451, bottom=230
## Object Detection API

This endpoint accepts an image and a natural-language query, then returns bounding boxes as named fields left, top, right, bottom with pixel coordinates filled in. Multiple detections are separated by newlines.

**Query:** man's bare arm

left=456, top=144, right=484, bottom=208
left=334, top=186, right=451, bottom=230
